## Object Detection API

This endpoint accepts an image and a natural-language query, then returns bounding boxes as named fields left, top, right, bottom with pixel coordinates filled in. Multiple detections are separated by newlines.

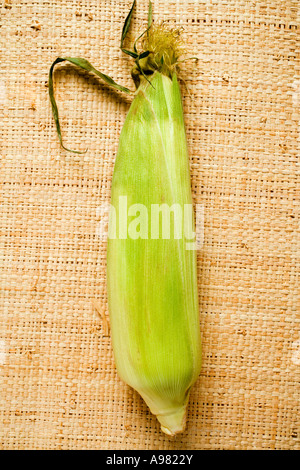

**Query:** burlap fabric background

left=0, top=0, right=299, bottom=450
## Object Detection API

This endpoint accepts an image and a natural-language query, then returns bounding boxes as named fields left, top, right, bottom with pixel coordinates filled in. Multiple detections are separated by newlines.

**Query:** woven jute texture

left=0, top=0, right=299, bottom=450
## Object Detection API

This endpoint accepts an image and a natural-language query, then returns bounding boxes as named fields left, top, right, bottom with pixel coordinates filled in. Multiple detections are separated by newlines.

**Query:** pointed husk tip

left=156, top=405, right=187, bottom=436
left=139, top=388, right=191, bottom=437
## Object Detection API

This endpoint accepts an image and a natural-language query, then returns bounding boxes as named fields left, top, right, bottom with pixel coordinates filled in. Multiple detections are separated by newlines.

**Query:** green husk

left=107, top=70, right=201, bottom=436
left=49, top=0, right=201, bottom=436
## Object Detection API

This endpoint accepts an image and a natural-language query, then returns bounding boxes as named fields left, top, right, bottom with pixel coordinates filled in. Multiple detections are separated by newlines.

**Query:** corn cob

left=49, top=0, right=201, bottom=436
